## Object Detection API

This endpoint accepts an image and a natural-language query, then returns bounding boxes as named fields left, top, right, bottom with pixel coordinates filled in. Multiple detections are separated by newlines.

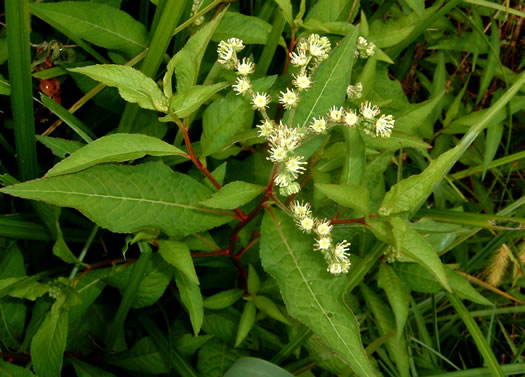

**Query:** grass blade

left=5, top=0, right=39, bottom=181
left=446, top=293, right=505, bottom=377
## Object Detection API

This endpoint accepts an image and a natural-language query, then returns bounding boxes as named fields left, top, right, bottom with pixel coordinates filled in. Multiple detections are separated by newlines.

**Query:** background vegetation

left=0, top=0, right=524, bottom=376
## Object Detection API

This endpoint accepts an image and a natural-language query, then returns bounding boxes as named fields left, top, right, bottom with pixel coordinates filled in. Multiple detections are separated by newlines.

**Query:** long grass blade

left=446, top=293, right=505, bottom=377
left=5, top=0, right=39, bottom=181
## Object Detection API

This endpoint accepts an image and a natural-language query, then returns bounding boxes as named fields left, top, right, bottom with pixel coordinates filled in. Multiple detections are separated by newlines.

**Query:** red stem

left=180, top=125, right=247, bottom=221
left=191, top=250, right=228, bottom=258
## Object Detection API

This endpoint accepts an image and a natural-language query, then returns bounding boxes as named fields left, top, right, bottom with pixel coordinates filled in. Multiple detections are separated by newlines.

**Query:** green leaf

left=254, top=295, right=291, bottom=325
left=363, top=132, right=431, bottom=151
left=260, top=209, right=376, bottom=377
left=110, top=337, right=170, bottom=375
left=274, top=0, right=293, bottom=26
left=46, top=133, right=185, bottom=177
left=482, top=122, right=503, bottom=179
left=224, top=357, right=294, bottom=377
left=1, top=162, right=232, bottom=236
left=368, top=12, right=419, bottom=48
left=164, top=8, right=226, bottom=97
left=390, top=217, right=451, bottom=292
left=477, top=21, right=500, bottom=104
left=201, top=93, right=253, bottom=157
left=0, top=361, right=35, bottom=377
left=340, top=127, right=365, bottom=185
left=200, top=181, right=265, bottom=210
left=213, top=12, right=278, bottom=45
left=404, top=0, right=425, bottom=17
left=235, top=301, right=256, bottom=347
left=30, top=1, right=147, bottom=58
left=361, top=284, right=410, bottom=377
left=377, top=263, right=409, bottom=339
left=0, top=277, right=48, bottom=300
left=315, top=183, right=369, bottom=215
left=69, top=65, right=168, bottom=112
left=394, top=93, right=444, bottom=138
left=106, top=253, right=172, bottom=309
left=30, top=295, right=69, bottom=377
left=175, top=269, right=204, bottom=336
left=378, top=147, right=460, bottom=216
left=158, top=240, right=199, bottom=285
left=446, top=268, right=493, bottom=306
left=203, top=289, right=244, bottom=310
left=284, top=27, right=358, bottom=128
left=247, top=265, right=261, bottom=295
left=169, top=82, right=230, bottom=118
left=198, top=339, right=242, bottom=377
left=72, top=359, right=117, bottom=377
left=36, top=135, right=84, bottom=159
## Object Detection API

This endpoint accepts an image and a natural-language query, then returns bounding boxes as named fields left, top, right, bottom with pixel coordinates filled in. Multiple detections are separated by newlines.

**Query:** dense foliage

left=0, top=0, right=524, bottom=376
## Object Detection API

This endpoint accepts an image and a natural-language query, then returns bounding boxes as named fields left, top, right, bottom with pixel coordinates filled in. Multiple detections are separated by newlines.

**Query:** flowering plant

left=0, top=1, right=523, bottom=377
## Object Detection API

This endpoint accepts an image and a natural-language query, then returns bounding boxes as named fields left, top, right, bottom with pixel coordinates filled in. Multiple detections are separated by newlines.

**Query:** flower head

left=315, top=237, right=332, bottom=251
left=344, top=110, right=359, bottom=127
left=232, top=77, right=251, bottom=95
left=280, top=182, right=301, bottom=196
left=279, top=89, right=299, bottom=109
left=290, top=51, right=308, bottom=67
left=236, top=57, right=255, bottom=76
left=360, top=101, right=380, bottom=119
left=328, top=106, right=344, bottom=122
left=309, top=117, right=327, bottom=134
left=315, top=218, right=333, bottom=237
left=285, top=156, right=307, bottom=179
left=297, top=216, right=315, bottom=233
left=257, top=119, right=274, bottom=137
left=327, top=261, right=350, bottom=275
left=293, top=74, right=312, bottom=90
left=375, top=114, right=395, bottom=138
left=333, top=240, right=351, bottom=259
left=291, top=201, right=311, bottom=218
left=227, top=38, right=245, bottom=52
left=251, top=92, right=271, bottom=110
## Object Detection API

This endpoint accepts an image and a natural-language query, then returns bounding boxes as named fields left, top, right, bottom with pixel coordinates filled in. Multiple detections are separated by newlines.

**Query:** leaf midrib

left=34, top=6, right=146, bottom=49
left=269, top=211, right=370, bottom=375
left=300, top=34, right=355, bottom=128
left=5, top=188, right=216, bottom=214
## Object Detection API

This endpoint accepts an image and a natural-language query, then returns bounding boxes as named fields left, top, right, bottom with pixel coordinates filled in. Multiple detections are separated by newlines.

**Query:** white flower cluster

left=308, top=101, right=395, bottom=138
left=217, top=38, right=273, bottom=118
left=267, top=123, right=307, bottom=196
left=280, top=34, right=332, bottom=110
left=355, top=36, right=376, bottom=58
left=291, top=201, right=351, bottom=275
left=346, top=82, right=363, bottom=99
left=190, top=0, right=205, bottom=26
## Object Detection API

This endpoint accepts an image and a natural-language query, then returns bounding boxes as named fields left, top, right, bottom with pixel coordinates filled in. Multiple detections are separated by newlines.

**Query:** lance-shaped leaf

left=30, top=2, right=148, bottom=58
left=284, top=26, right=358, bottom=128
left=175, top=269, right=204, bottom=336
left=377, top=263, right=409, bottom=339
left=390, top=217, right=451, bottom=292
left=260, top=209, right=376, bottom=377
left=69, top=65, right=168, bottom=112
left=0, top=162, right=232, bottom=236
left=315, top=183, right=369, bottom=215
left=46, top=133, right=186, bottom=177
left=163, top=9, right=226, bottom=97
left=169, top=82, right=230, bottom=118
left=158, top=240, right=199, bottom=285
left=30, top=295, right=69, bottom=377
left=201, top=181, right=265, bottom=210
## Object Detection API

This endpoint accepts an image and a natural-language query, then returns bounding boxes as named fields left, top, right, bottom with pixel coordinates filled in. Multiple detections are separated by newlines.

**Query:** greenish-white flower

left=251, top=92, right=271, bottom=110
left=232, top=77, right=251, bottom=95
